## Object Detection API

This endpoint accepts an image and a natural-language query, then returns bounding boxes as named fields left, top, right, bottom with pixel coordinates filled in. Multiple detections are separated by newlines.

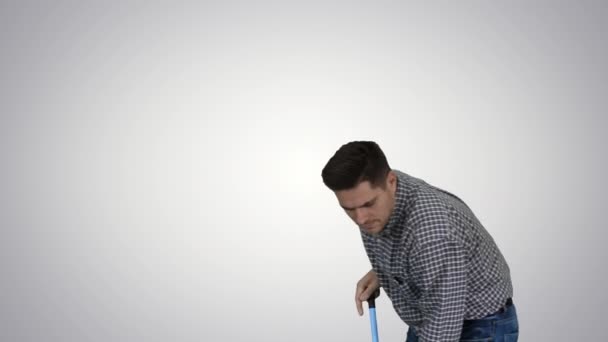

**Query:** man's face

left=334, top=171, right=397, bottom=234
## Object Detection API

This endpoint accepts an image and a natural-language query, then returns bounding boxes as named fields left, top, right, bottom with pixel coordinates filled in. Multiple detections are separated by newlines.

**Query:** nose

left=353, top=208, right=368, bottom=225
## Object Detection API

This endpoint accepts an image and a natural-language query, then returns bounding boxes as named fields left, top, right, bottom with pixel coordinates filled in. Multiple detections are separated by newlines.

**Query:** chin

left=372, top=226, right=385, bottom=234
left=364, top=225, right=384, bottom=234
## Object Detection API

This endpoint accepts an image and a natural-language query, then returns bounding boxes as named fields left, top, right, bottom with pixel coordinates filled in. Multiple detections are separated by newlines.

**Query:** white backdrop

left=1, top=2, right=607, bottom=341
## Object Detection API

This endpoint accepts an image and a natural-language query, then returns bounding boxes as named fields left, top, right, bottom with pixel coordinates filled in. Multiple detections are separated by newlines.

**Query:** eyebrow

left=340, top=197, right=377, bottom=211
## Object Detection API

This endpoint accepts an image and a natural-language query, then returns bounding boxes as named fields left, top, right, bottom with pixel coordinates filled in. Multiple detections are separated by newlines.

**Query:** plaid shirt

left=361, top=170, right=513, bottom=342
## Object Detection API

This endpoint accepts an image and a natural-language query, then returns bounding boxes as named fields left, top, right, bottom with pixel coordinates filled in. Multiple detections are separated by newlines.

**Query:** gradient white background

left=1, top=2, right=607, bottom=341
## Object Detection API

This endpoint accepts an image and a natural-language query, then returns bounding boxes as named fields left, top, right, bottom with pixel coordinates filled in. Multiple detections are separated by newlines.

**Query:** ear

left=387, top=171, right=397, bottom=190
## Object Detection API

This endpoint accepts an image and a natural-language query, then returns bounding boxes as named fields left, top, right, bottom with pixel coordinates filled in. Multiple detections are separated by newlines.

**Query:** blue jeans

left=405, top=301, right=519, bottom=341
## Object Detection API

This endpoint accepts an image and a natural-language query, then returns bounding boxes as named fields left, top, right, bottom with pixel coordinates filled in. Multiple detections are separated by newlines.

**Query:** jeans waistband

left=497, top=298, right=513, bottom=315
left=464, top=298, right=514, bottom=323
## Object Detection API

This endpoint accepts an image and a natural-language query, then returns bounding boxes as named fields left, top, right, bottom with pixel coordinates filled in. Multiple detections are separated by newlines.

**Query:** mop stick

left=367, top=289, right=380, bottom=342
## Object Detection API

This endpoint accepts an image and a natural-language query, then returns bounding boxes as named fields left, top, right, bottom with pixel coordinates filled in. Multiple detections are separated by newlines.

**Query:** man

left=321, top=141, right=518, bottom=341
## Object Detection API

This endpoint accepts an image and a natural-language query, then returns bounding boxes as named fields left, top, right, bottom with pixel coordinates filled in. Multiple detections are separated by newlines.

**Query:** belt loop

left=499, top=298, right=513, bottom=314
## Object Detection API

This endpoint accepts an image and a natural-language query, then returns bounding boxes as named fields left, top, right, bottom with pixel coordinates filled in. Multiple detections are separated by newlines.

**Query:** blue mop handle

left=367, top=289, right=380, bottom=342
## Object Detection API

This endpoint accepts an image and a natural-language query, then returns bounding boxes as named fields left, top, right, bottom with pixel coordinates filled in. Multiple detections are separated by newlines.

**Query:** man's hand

left=355, top=269, right=380, bottom=316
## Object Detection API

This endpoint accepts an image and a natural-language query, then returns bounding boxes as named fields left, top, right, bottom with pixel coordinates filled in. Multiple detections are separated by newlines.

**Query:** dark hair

left=321, top=141, right=391, bottom=191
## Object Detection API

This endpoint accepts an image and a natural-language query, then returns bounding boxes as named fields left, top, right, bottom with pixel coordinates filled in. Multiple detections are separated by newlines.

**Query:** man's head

left=321, top=141, right=398, bottom=234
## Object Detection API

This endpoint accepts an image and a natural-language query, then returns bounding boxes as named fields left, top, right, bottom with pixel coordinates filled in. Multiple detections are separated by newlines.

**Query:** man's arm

left=409, top=231, right=467, bottom=342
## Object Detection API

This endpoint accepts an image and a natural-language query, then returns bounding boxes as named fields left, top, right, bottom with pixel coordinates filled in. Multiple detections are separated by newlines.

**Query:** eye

left=364, top=200, right=376, bottom=208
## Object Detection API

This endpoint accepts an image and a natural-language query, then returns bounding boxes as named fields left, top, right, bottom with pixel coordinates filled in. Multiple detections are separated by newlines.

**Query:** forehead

left=334, top=181, right=382, bottom=207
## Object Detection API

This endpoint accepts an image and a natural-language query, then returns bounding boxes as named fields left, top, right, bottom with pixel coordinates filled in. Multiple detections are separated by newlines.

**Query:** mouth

left=361, top=221, right=379, bottom=231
